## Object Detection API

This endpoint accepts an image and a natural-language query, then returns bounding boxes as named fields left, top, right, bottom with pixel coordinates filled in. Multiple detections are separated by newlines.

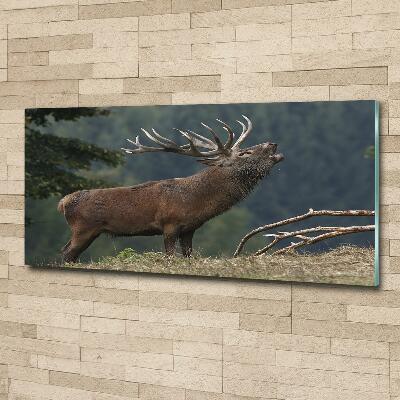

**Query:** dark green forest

left=25, top=101, right=377, bottom=266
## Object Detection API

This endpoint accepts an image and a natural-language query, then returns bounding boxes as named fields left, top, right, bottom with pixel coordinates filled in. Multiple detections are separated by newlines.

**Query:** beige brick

left=293, top=0, right=351, bottom=20
left=191, top=5, right=291, bottom=28
left=9, top=379, right=93, bottom=400
left=274, top=67, right=387, bottom=87
left=139, top=307, right=239, bottom=328
left=240, top=313, right=291, bottom=333
left=235, top=22, right=290, bottom=41
left=293, top=12, right=400, bottom=37
left=8, top=293, right=93, bottom=315
left=197, top=38, right=292, bottom=59
left=224, top=329, right=330, bottom=353
left=355, top=30, right=400, bottom=50
left=278, top=384, right=388, bottom=400
left=139, top=26, right=235, bottom=47
left=330, top=84, right=389, bottom=101
left=223, top=361, right=275, bottom=383
left=0, top=305, right=80, bottom=329
left=172, top=91, right=221, bottom=104
left=8, top=280, right=138, bottom=305
left=293, top=33, right=352, bottom=53
left=0, top=334, right=80, bottom=359
left=172, top=0, right=220, bottom=12
left=139, top=13, right=190, bottom=31
left=0, top=110, right=24, bottom=123
left=0, top=348, right=30, bottom=366
left=277, top=349, right=388, bottom=374
left=140, top=44, right=191, bottom=62
left=36, top=92, right=78, bottom=108
left=221, top=72, right=272, bottom=93
left=293, top=48, right=391, bottom=71
left=8, top=365, right=49, bottom=384
left=79, top=93, right=171, bottom=107
left=80, top=331, right=172, bottom=354
left=49, top=47, right=137, bottom=65
left=390, top=66, right=400, bottom=83
left=81, top=347, right=173, bottom=370
left=79, top=79, right=124, bottom=95
left=37, top=355, right=80, bottom=374
left=8, top=34, right=92, bottom=53
left=93, top=61, right=138, bottom=78
left=293, top=301, right=347, bottom=321
left=0, top=95, right=35, bottom=110
left=174, top=340, right=222, bottom=360
left=0, top=5, right=77, bottom=24
left=143, top=277, right=283, bottom=299
left=236, top=54, right=292, bottom=73
left=223, top=377, right=276, bottom=398
left=174, top=356, right=221, bottom=377
left=390, top=100, right=400, bottom=117
left=93, top=31, right=137, bottom=49
left=18, top=17, right=139, bottom=38
left=0, top=40, right=6, bottom=69
left=0, top=0, right=77, bottom=10
left=221, top=85, right=329, bottom=103
left=93, top=302, right=138, bottom=320
left=347, top=305, right=400, bottom=325
left=79, top=0, right=171, bottom=20
left=352, top=0, right=400, bottom=15
left=50, top=371, right=139, bottom=398
left=0, top=80, right=79, bottom=96
left=8, top=64, right=93, bottom=81
left=224, top=344, right=275, bottom=365
left=0, top=123, right=23, bottom=138
left=8, top=51, right=49, bottom=66
left=80, top=361, right=125, bottom=381
left=277, top=366, right=389, bottom=393
left=125, top=75, right=211, bottom=95
left=390, top=118, right=400, bottom=135
left=392, top=241, right=400, bottom=256
left=37, top=325, right=80, bottom=344
left=140, top=59, right=235, bottom=77
left=188, top=294, right=290, bottom=316
left=127, top=320, right=222, bottom=344
left=139, top=291, right=187, bottom=310
left=331, top=338, right=389, bottom=358
left=293, top=318, right=400, bottom=342
left=140, top=383, right=185, bottom=400
left=125, top=365, right=222, bottom=392
left=81, top=316, right=126, bottom=334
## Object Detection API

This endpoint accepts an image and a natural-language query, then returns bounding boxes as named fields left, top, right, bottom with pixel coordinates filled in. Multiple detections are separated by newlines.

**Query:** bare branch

left=273, top=225, right=374, bottom=255
left=255, top=225, right=374, bottom=256
left=234, top=209, right=375, bottom=257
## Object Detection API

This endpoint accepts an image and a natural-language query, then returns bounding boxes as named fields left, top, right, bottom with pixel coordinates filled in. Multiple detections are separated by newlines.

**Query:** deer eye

left=238, top=150, right=252, bottom=157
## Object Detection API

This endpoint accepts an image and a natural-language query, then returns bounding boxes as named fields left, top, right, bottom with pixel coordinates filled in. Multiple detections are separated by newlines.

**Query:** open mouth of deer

left=266, top=143, right=284, bottom=164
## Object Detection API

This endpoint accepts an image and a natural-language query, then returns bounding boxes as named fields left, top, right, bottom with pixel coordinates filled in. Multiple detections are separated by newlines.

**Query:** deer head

left=122, top=115, right=284, bottom=177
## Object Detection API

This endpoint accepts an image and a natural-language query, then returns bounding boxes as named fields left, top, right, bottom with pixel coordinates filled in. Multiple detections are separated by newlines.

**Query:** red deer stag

left=58, top=115, right=284, bottom=262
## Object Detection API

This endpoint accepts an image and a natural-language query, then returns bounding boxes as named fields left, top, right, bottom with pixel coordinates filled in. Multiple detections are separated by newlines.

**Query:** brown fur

left=58, top=142, right=283, bottom=262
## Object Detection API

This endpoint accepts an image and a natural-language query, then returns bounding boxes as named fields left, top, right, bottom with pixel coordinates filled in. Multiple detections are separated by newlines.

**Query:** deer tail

left=57, top=197, right=66, bottom=214
left=58, top=194, right=74, bottom=214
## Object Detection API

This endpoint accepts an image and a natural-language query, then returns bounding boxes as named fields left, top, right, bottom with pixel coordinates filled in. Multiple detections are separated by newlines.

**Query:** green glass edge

left=374, top=101, right=380, bottom=287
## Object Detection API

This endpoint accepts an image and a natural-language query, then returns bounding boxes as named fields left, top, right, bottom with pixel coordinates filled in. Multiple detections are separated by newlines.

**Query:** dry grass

left=53, top=245, right=376, bottom=286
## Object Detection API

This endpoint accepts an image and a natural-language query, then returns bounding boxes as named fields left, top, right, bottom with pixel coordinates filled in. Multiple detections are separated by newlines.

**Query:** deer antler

left=122, top=115, right=253, bottom=159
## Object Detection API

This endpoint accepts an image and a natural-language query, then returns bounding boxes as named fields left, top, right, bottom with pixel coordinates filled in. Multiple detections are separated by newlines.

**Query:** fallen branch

left=255, top=225, right=374, bottom=255
left=234, top=209, right=375, bottom=257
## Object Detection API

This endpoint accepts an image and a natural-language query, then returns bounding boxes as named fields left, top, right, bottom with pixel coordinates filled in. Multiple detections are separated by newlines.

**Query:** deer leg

left=61, top=239, right=71, bottom=252
left=163, top=225, right=179, bottom=256
left=179, top=230, right=194, bottom=257
left=62, top=230, right=98, bottom=263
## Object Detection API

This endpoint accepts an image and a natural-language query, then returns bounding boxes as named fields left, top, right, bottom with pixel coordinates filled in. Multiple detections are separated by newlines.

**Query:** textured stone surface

left=0, top=0, right=397, bottom=399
